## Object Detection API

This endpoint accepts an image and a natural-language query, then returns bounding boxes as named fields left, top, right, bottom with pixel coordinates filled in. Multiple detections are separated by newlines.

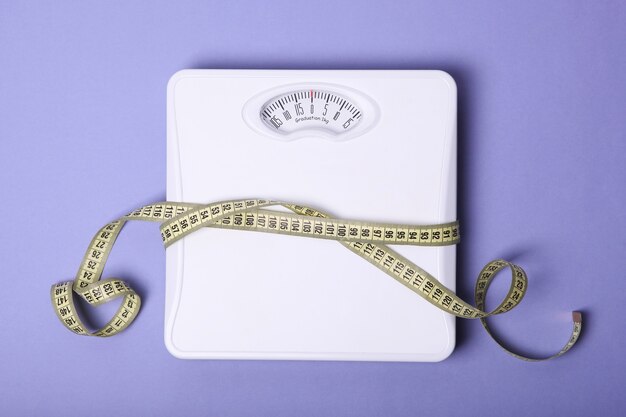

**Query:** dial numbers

left=260, top=90, right=362, bottom=135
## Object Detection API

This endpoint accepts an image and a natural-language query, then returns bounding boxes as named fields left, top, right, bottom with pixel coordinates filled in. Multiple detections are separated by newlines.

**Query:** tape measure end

left=572, top=311, right=582, bottom=323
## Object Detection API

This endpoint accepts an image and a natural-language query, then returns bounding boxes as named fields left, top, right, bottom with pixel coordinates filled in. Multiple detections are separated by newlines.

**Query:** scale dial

left=242, top=83, right=379, bottom=141
left=261, top=90, right=362, bottom=135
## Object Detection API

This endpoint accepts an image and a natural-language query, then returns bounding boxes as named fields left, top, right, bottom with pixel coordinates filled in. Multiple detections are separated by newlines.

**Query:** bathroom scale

left=165, top=69, right=457, bottom=361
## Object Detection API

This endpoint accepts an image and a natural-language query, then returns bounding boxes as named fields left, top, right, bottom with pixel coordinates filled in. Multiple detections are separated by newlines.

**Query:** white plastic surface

left=166, top=69, right=457, bottom=361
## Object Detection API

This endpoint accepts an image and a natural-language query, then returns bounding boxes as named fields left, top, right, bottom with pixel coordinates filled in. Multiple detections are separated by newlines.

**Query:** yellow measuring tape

left=51, top=199, right=582, bottom=361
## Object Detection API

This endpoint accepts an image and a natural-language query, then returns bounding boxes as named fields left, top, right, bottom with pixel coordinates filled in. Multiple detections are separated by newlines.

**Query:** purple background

left=1, top=1, right=625, bottom=416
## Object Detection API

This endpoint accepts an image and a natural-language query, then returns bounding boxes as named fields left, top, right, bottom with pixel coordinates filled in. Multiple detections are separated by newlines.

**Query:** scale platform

left=166, top=69, right=457, bottom=361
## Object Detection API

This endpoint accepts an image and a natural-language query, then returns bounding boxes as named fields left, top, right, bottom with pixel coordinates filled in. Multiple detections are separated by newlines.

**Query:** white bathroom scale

left=166, top=69, right=457, bottom=361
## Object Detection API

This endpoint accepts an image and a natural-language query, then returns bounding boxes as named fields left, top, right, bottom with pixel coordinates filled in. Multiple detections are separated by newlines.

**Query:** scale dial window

left=261, top=90, right=362, bottom=135
left=242, top=83, right=379, bottom=141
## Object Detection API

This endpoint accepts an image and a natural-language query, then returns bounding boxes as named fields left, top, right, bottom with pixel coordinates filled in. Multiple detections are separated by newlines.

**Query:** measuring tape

left=50, top=199, right=582, bottom=361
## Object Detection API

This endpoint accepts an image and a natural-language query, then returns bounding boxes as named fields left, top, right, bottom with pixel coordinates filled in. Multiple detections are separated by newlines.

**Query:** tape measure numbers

left=51, top=199, right=582, bottom=361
